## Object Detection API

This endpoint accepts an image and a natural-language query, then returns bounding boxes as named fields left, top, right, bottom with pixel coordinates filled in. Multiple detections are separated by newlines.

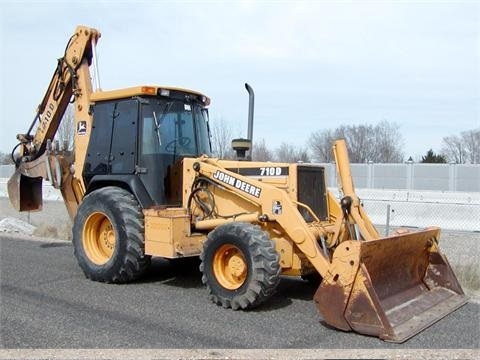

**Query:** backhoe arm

left=16, top=26, right=100, bottom=160
left=8, top=26, right=100, bottom=215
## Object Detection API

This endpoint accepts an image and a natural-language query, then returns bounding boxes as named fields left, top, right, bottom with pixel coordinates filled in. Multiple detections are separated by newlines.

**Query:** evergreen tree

left=421, top=149, right=447, bottom=163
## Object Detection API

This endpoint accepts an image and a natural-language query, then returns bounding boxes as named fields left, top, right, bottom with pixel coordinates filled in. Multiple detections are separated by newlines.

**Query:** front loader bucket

left=314, top=228, right=467, bottom=343
left=7, top=169, right=43, bottom=212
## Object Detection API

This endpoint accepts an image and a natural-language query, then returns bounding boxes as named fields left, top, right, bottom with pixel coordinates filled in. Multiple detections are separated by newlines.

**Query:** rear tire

left=73, top=186, right=151, bottom=283
left=200, top=222, right=280, bottom=310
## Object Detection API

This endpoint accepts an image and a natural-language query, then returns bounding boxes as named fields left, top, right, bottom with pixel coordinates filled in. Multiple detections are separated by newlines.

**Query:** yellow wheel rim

left=82, top=212, right=116, bottom=265
left=213, top=244, right=248, bottom=290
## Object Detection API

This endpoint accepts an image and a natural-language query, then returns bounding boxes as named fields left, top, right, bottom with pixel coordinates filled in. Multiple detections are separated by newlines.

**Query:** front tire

left=200, top=222, right=280, bottom=310
left=73, top=186, right=151, bottom=283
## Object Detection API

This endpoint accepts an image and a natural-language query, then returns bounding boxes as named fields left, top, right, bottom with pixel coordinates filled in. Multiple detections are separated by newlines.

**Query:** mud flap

left=7, top=170, right=43, bottom=212
left=314, top=228, right=468, bottom=343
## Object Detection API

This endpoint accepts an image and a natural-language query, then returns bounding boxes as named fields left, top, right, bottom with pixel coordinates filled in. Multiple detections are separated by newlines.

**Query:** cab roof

left=90, top=85, right=210, bottom=106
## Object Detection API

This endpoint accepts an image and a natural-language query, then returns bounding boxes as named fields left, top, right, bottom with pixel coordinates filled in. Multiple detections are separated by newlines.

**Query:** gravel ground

left=1, top=197, right=479, bottom=300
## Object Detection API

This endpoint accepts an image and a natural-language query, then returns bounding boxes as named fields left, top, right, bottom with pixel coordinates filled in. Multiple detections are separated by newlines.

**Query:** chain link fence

left=357, top=189, right=479, bottom=233
left=321, top=162, right=480, bottom=233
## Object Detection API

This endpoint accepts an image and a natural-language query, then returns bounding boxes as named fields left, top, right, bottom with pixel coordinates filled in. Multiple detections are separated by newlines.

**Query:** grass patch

left=452, top=263, right=480, bottom=292
left=33, top=221, right=72, bottom=240
left=33, top=224, right=58, bottom=238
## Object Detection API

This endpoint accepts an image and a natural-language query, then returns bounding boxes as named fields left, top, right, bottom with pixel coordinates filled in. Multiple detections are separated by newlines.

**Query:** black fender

left=85, top=175, right=154, bottom=209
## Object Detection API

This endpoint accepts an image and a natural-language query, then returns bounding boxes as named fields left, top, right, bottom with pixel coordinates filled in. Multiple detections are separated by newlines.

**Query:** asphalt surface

left=1, top=235, right=479, bottom=350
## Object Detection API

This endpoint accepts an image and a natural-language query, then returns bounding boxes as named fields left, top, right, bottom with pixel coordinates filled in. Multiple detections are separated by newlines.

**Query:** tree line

left=212, top=118, right=480, bottom=164
left=1, top=116, right=478, bottom=165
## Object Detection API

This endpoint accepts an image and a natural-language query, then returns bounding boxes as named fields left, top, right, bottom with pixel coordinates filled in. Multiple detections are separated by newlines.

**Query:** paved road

left=1, top=235, right=479, bottom=349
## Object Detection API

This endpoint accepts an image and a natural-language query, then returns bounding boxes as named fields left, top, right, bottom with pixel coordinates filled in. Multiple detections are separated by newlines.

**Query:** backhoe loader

left=8, top=25, right=467, bottom=343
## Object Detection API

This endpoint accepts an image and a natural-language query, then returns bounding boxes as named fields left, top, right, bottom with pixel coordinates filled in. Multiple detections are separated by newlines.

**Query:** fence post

left=329, top=163, right=336, bottom=188
left=385, top=204, right=391, bottom=236
left=405, top=159, right=414, bottom=190
left=448, top=162, right=457, bottom=191
left=367, top=161, right=374, bottom=188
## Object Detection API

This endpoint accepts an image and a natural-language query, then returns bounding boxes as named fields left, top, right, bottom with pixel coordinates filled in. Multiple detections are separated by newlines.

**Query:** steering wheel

left=165, top=137, right=191, bottom=152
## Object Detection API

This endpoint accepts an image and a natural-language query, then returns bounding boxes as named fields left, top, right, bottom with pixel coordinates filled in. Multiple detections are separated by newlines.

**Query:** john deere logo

left=77, top=121, right=87, bottom=135
left=212, top=170, right=262, bottom=198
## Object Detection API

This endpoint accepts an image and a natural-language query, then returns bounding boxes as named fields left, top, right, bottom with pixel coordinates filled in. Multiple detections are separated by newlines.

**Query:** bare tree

left=373, top=121, right=404, bottom=162
left=442, top=134, right=467, bottom=163
left=252, top=138, right=274, bottom=162
left=308, top=129, right=335, bottom=162
left=442, top=128, right=480, bottom=164
left=210, top=117, right=235, bottom=159
left=462, top=128, right=480, bottom=164
left=54, top=104, right=75, bottom=150
left=0, top=151, right=14, bottom=165
left=275, top=142, right=310, bottom=163
left=342, top=124, right=376, bottom=163
left=308, top=121, right=404, bottom=163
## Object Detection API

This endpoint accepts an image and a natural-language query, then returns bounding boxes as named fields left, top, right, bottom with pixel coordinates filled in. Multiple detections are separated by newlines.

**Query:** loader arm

left=8, top=26, right=100, bottom=217
left=332, top=139, right=380, bottom=240
left=190, top=157, right=333, bottom=277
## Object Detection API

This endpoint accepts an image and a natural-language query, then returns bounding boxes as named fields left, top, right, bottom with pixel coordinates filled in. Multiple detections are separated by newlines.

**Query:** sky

left=0, top=0, right=478, bottom=161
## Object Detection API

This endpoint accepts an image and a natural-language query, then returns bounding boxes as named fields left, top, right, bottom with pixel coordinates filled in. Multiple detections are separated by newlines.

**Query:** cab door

left=138, top=101, right=170, bottom=205
left=84, top=99, right=138, bottom=184
left=109, top=100, right=138, bottom=174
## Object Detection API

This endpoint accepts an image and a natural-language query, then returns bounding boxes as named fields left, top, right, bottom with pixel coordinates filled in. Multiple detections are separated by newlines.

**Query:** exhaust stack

left=245, top=83, right=254, bottom=144
left=232, top=83, right=254, bottom=160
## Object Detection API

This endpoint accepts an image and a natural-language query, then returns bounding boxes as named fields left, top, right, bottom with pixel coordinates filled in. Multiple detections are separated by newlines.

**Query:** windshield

left=141, top=99, right=211, bottom=157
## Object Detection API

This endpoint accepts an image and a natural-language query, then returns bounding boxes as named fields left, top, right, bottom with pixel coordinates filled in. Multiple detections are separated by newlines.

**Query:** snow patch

left=0, top=217, right=36, bottom=235
left=0, top=178, right=62, bottom=201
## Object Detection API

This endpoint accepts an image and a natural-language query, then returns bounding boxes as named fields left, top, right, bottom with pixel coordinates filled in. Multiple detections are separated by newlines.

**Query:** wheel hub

left=213, top=244, right=248, bottom=290
left=227, top=254, right=247, bottom=278
left=101, top=223, right=115, bottom=250
left=83, top=212, right=116, bottom=265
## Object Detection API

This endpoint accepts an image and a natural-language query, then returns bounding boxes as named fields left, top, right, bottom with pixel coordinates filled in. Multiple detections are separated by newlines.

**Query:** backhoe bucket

left=314, top=228, right=467, bottom=343
left=7, top=169, right=43, bottom=212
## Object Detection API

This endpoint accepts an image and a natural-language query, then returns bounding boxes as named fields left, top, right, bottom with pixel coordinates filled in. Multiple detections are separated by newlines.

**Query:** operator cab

left=84, top=86, right=211, bottom=207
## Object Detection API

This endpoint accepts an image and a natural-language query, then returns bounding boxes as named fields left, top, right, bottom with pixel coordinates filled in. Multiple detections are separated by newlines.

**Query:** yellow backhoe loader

left=8, top=25, right=467, bottom=342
